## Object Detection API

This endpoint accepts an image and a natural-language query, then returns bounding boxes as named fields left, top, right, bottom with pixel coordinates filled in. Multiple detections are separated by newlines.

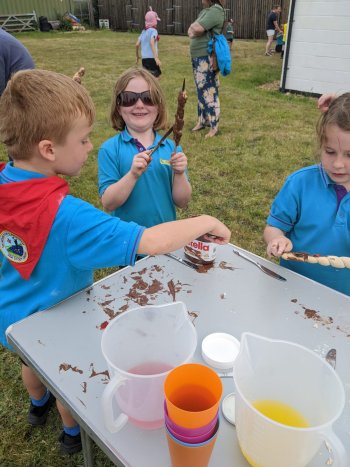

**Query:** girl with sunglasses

left=98, top=67, right=192, bottom=229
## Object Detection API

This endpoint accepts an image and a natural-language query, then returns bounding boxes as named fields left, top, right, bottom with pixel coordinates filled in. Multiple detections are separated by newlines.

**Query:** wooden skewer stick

left=281, top=252, right=350, bottom=269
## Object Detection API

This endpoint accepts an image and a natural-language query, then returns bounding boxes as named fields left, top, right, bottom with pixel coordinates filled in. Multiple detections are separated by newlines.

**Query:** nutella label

left=184, top=239, right=216, bottom=263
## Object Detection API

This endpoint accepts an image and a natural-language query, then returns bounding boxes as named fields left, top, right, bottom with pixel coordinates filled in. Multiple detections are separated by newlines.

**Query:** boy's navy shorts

left=142, top=58, right=161, bottom=78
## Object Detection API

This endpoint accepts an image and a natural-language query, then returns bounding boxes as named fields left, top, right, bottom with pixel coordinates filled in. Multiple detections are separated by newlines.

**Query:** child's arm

left=150, top=36, right=161, bottom=66
left=137, top=215, right=231, bottom=256
left=264, top=225, right=293, bottom=257
left=170, top=151, right=192, bottom=208
left=136, top=39, right=141, bottom=64
left=101, top=151, right=150, bottom=212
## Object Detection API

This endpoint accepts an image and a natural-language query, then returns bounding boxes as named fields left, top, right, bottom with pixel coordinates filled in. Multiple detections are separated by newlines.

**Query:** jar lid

left=201, top=332, right=240, bottom=370
left=221, top=392, right=236, bottom=426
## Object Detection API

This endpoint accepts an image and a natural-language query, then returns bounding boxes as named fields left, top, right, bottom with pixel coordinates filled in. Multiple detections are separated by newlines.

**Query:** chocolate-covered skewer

left=173, top=78, right=188, bottom=148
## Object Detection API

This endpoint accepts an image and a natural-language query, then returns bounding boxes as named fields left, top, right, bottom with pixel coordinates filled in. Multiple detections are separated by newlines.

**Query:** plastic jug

left=233, top=333, right=347, bottom=467
left=101, top=302, right=197, bottom=433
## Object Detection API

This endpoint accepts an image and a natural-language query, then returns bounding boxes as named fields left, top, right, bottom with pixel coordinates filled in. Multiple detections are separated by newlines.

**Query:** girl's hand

left=130, top=151, right=151, bottom=178
left=317, top=93, right=336, bottom=113
left=267, top=236, right=293, bottom=257
left=155, top=57, right=161, bottom=66
left=205, top=221, right=231, bottom=245
left=170, top=152, right=187, bottom=174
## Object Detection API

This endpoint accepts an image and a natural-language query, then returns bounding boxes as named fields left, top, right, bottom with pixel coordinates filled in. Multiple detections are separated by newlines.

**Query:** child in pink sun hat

left=136, top=7, right=162, bottom=78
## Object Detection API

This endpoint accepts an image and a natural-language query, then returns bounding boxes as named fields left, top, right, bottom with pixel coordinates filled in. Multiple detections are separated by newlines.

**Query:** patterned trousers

left=191, top=55, right=220, bottom=130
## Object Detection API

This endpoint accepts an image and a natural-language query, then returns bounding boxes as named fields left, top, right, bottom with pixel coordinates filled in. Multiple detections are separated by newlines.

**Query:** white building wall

left=281, top=0, right=350, bottom=95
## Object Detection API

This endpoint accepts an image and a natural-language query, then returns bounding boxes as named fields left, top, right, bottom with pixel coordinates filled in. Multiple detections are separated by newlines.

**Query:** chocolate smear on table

left=77, top=398, right=87, bottom=407
left=81, top=382, right=87, bottom=393
left=99, top=299, right=115, bottom=307
left=196, top=263, right=215, bottom=273
left=119, top=303, right=129, bottom=313
left=168, top=280, right=176, bottom=301
left=219, top=261, right=235, bottom=271
left=89, top=364, right=110, bottom=380
left=101, top=284, right=110, bottom=290
left=59, top=363, right=83, bottom=374
left=102, top=306, right=117, bottom=320
left=188, top=311, right=199, bottom=325
left=292, top=303, right=350, bottom=335
left=291, top=298, right=298, bottom=303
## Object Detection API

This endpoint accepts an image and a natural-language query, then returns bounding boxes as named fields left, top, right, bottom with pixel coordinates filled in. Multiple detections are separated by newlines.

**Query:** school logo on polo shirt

left=0, top=231, right=28, bottom=263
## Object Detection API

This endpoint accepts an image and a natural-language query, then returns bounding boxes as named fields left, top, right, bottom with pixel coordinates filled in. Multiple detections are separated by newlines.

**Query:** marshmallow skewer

left=281, top=252, right=350, bottom=269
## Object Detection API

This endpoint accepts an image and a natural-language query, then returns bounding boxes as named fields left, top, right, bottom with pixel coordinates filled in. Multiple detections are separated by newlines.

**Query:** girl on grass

left=98, top=67, right=192, bottom=228
left=264, top=93, right=350, bottom=295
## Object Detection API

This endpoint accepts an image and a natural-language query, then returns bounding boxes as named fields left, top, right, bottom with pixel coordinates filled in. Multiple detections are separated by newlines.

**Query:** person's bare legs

left=192, top=120, right=205, bottom=131
left=22, top=364, right=78, bottom=427
left=56, top=399, right=78, bottom=428
left=265, top=35, right=274, bottom=54
left=22, top=364, right=46, bottom=399
left=205, top=127, right=218, bottom=139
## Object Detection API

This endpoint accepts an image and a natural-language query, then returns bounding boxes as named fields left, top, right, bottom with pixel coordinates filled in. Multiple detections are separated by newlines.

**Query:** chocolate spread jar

left=184, top=236, right=217, bottom=265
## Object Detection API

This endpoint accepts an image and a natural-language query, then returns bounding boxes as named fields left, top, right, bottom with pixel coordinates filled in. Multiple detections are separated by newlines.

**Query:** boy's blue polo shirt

left=267, top=164, right=350, bottom=295
left=0, top=163, right=145, bottom=349
left=98, top=129, right=184, bottom=228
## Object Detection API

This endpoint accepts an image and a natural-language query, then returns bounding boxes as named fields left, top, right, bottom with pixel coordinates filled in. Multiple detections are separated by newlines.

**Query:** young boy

left=0, top=69, right=231, bottom=455
left=136, top=8, right=161, bottom=78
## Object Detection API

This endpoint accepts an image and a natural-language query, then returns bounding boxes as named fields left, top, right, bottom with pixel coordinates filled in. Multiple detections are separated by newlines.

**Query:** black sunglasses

left=117, top=90, right=155, bottom=107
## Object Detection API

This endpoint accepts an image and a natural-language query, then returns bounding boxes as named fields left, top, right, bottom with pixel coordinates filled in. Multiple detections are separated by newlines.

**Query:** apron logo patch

left=0, top=230, right=28, bottom=263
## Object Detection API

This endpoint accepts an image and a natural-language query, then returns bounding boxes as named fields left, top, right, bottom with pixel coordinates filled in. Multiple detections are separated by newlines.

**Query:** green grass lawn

left=0, top=30, right=319, bottom=465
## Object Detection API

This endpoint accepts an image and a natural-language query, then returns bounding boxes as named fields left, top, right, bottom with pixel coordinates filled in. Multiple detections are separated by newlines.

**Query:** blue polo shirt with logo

left=267, top=164, right=350, bottom=295
left=98, top=128, right=186, bottom=228
left=0, top=163, right=145, bottom=349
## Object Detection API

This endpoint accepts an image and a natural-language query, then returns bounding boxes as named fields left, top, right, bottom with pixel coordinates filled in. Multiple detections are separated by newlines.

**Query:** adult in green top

left=188, top=0, right=225, bottom=139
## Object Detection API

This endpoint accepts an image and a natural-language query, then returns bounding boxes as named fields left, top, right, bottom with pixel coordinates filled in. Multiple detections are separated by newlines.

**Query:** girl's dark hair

left=315, top=93, right=350, bottom=159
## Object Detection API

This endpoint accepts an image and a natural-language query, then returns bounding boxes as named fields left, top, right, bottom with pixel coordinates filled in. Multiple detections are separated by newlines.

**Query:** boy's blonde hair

left=0, top=69, right=95, bottom=160
left=316, top=93, right=350, bottom=157
left=110, top=67, right=168, bottom=131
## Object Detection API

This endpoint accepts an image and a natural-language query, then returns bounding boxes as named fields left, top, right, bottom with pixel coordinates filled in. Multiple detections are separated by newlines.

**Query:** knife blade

left=164, top=253, right=198, bottom=270
left=232, top=248, right=287, bottom=282
left=148, top=126, right=174, bottom=159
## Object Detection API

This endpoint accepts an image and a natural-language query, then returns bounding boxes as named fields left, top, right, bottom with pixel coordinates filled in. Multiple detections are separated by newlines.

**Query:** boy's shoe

left=265, top=52, right=272, bottom=56
left=28, top=392, right=56, bottom=426
left=59, top=431, right=82, bottom=455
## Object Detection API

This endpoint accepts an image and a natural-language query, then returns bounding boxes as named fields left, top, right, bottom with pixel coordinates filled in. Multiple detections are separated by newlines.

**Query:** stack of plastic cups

left=164, top=363, right=223, bottom=467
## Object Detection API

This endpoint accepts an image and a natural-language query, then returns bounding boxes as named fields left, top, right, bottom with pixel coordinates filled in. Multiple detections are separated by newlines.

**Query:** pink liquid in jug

left=126, top=361, right=174, bottom=429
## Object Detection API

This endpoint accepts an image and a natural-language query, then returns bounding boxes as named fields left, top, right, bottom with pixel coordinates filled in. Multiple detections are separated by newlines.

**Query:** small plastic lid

left=201, top=332, right=240, bottom=370
left=221, top=392, right=236, bottom=426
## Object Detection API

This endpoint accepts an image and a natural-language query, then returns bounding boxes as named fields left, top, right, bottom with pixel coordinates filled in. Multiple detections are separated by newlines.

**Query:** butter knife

left=164, top=253, right=198, bottom=270
left=232, top=248, right=286, bottom=282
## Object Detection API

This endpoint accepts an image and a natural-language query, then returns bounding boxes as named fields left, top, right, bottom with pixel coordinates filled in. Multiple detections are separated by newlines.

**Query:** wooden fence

left=97, top=0, right=290, bottom=39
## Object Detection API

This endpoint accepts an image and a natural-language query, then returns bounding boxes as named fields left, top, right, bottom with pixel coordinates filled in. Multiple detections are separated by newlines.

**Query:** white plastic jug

left=101, top=302, right=197, bottom=433
left=233, top=332, right=347, bottom=467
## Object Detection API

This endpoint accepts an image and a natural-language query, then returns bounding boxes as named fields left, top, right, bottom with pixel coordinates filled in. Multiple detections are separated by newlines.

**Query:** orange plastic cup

left=166, top=422, right=219, bottom=467
left=164, top=363, right=222, bottom=429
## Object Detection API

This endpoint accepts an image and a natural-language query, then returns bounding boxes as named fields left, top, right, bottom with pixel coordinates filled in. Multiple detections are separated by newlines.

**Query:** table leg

left=81, top=428, right=94, bottom=467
